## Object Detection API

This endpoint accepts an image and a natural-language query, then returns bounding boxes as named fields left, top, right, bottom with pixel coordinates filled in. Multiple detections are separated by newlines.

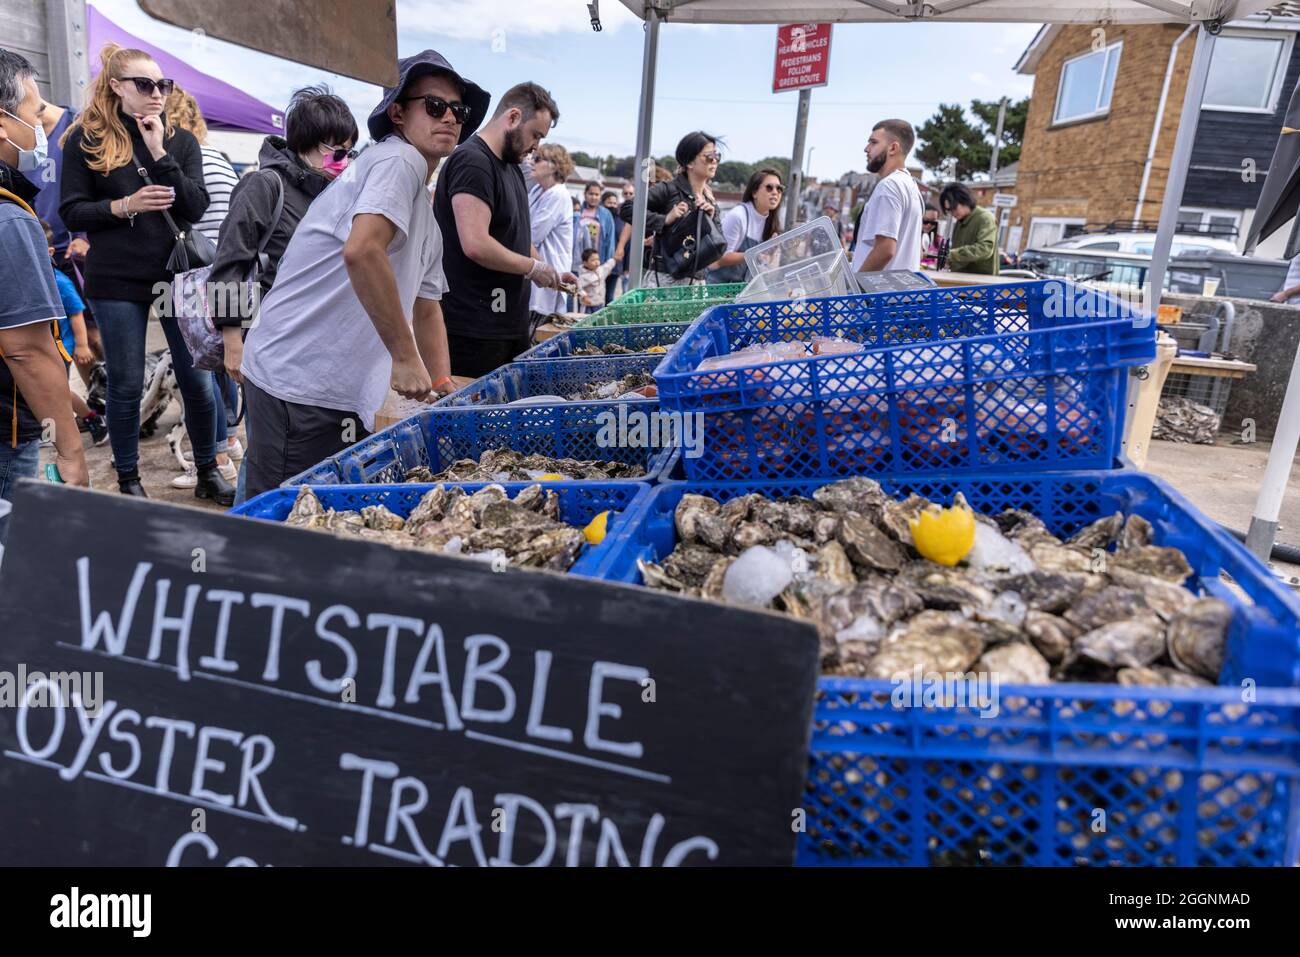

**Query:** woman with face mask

left=207, top=83, right=357, bottom=504
left=59, top=43, right=226, bottom=502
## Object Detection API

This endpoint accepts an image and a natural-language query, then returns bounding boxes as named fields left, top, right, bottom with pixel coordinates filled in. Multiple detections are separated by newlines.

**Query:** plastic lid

left=745, top=215, right=844, bottom=276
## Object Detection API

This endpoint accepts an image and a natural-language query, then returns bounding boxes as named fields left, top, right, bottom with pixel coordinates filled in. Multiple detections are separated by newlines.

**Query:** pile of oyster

left=574, top=342, right=638, bottom=357
left=1153, top=395, right=1221, bottom=445
left=637, top=478, right=1230, bottom=687
left=567, top=370, right=657, bottom=400
left=284, top=483, right=589, bottom=571
left=405, top=448, right=645, bottom=482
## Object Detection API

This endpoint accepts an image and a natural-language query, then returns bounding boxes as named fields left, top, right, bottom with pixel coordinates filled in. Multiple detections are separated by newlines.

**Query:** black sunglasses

left=324, top=144, right=358, bottom=162
left=400, top=95, right=473, bottom=125
left=762, top=183, right=785, bottom=193
left=120, top=76, right=175, bottom=97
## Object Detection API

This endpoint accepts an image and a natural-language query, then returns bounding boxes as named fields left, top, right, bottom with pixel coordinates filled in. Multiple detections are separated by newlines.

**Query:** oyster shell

left=414, top=447, right=646, bottom=482
left=865, top=610, right=986, bottom=679
left=638, top=558, right=685, bottom=592
left=1023, top=610, right=1081, bottom=664
left=836, top=513, right=905, bottom=572
left=1066, top=512, right=1124, bottom=549
left=1105, top=566, right=1195, bottom=620
left=994, top=508, right=1062, bottom=549
left=1110, top=545, right=1192, bottom=584
left=898, top=561, right=995, bottom=611
left=1064, top=614, right=1167, bottom=672
left=1117, top=665, right=1213, bottom=688
left=976, top=642, right=1051, bottom=686
left=699, top=556, right=734, bottom=600
left=998, top=570, right=1100, bottom=613
left=1028, top=542, right=1094, bottom=573
left=1118, top=513, right=1153, bottom=550
left=674, top=493, right=722, bottom=544
left=1064, top=586, right=1150, bottom=631
left=1166, top=597, right=1231, bottom=680
left=813, top=540, right=857, bottom=586
left=732, top=520, right=778, bottom=551
left=286, top=486, right=326, bottom=526
left=878, top=494, right=931, bottom=547
left=812, top=477, right=888, bottom=516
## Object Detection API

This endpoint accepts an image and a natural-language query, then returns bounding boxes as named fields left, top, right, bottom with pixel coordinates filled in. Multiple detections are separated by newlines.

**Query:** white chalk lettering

left=146, top=579, right=202, bottom=680
left=525, top=650, right=572, bottom=743
left=584, top=661, right=648, bottom=759
left=461, top=635, right=515, bottom=724
left=366, top=613, right=424, bottom=708
left=78, top=558, right=151, bottom=655
left=306, top=604, right=359, bottom=694
left=402, top=623, right=462, bottom=729
left=250, top=593, right=311, bottom=682
left=200, top=590, right=246, bottom=672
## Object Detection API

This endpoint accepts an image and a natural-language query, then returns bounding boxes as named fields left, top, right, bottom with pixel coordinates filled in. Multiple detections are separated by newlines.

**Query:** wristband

left=432, top=375, right=453, bottom=392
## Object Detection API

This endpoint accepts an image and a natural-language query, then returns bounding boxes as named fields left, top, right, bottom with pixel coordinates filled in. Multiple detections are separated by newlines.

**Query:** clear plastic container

left=744, top=215, right=844, bottom=274
left=734, top=250, right=853, bottom=304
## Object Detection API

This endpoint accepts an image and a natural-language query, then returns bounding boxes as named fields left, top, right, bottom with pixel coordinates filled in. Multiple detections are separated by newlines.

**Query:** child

left=577, top=249, right=617, bottom=314
left=41, top=221, right=108, bottom=445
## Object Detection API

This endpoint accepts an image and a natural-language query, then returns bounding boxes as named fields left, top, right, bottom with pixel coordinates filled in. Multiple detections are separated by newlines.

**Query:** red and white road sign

left=773, top=23, right=832, bottom=93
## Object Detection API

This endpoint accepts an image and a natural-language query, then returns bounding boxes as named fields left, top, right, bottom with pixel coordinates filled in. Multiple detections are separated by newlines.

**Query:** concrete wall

left=1162, top=292, right=1300, bottom=438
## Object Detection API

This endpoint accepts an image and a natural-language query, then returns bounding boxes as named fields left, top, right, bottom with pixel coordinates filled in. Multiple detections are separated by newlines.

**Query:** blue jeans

left=92, top=298, right=218, bottom=476
left=0, top=439, right=41, bottom=546
left=213, top=372, right=237, bottom=442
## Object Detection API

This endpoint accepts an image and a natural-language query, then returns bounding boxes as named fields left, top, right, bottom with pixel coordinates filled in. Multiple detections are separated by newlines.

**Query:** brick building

left=1010, top=5, right=1300, bottom=256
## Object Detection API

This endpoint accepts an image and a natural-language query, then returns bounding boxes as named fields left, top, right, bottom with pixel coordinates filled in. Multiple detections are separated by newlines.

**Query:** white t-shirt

left=851, top=169, right=923, bottom=273
left=242, top=136, right=447, bottom=431
left=722, top=201, right=765, bottom=252
left=1284, top=253, right=1300, bottom=305
left=528, top=181, right=575, bottom=315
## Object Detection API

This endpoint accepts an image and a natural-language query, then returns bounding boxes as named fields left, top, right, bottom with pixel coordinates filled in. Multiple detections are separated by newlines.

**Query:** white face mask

left=1, top=109, right=48, bottom=172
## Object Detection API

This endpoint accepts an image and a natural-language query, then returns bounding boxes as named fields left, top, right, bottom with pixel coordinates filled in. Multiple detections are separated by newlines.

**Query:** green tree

left=569, top=150, right=599, bottom=169
left=753, top=156, right=791, bottom=182
left=915, top=103, right=990, bottom=181
left=970, top=97, right=1029, bottom=167
left=608, top=155, right=636, bottom=178
left=715, top=160, right=754, bottom=190
left=657, top=154, right=678, bottom=173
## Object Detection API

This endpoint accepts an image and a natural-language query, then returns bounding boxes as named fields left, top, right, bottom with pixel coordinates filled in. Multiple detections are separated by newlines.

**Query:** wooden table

left=1168, top=355, right=1257, bottom=379
left=926, top=270, right=1020, bottom=287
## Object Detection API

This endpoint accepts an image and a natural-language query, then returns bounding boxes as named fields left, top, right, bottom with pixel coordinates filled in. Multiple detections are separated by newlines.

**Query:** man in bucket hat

left=236, top=51, right=488, bottom=500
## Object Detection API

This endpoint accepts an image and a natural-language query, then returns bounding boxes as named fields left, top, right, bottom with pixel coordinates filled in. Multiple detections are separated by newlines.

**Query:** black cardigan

left=618, top=172, right=724, bottom=274
left=60, top=112, right=209, bottom=302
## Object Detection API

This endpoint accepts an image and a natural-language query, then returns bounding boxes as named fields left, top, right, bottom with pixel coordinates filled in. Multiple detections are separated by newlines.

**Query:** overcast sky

left=93, top=0, right=1039, bottom=180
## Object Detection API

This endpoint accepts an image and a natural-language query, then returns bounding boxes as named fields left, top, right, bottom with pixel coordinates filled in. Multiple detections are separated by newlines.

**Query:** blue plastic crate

left=435, top=355, right=660, bottom=408
left=281, top=404, right=676, bottom=487
left=594, top=470, right=1300, bottom=866
left=516, top=322, right=688, bottom=361
left=234, top=480, right=651, bottom=578
left=653, top=281, right=1157, bottom=481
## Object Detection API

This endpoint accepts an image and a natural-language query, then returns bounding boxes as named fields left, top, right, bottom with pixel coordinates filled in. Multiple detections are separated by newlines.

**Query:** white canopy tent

left=618, top=0, right=1298, bottom=564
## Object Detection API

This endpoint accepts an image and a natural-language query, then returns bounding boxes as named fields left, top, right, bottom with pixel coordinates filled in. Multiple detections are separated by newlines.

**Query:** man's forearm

left=860, top=242, right=895, bottom=272
left=466, top=232, right=535, bottom=275
left=413, top=301, right=451, bottom=384
left=345, top=244, right=420, bottom=362
left=0, top=329, right=81, bottom=456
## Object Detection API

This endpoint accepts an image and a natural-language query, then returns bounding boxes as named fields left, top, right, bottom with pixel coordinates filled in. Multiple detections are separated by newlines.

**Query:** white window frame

left=1053, top=41, right=1123, bottom=125
left=1201, top=29, right=1294, bottom=114
left=1026, top=216, right=1086, bottom=249
left=1177, top=207, right=1242, bottom=231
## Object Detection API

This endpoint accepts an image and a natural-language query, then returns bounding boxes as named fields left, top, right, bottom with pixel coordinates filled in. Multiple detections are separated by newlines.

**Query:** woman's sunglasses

left=762, top=183, right=785, bottom=193
left=323, top=144, right=358, bottom=163
left=120, top=76, right=175, bottom=97
left=400, top=95, right=473, bottom=125
left=699, top=152, right=722, bottom=163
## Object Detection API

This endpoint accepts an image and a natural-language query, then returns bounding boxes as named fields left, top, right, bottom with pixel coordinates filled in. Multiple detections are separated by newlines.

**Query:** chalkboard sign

left=854, top=269, right=937, bottom=294
left=0, top=484, right=818, bottom=867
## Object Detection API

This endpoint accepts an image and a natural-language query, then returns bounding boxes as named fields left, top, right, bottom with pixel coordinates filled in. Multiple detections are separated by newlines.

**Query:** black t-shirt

left=433, top=135, right=530, bottom=340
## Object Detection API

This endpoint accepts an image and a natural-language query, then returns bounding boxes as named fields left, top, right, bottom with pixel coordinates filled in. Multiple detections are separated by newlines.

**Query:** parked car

left=1048, top=231, right=1238, bottom=257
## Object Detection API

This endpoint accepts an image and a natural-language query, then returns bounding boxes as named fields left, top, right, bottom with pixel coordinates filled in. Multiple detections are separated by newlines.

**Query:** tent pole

left=630, top=6, right=662, bottom=291
left=786, top=88, right=812, bottom=231
left=1245, top=340, right=1300, bottom=562
left=1147, top=24, right=1216, bottom=306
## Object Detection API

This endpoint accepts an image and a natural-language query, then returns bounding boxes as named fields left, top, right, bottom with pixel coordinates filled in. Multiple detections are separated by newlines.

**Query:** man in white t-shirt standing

left=236, top=50, right=490, bottom=499
left=851, top=119, right=923, bottom=274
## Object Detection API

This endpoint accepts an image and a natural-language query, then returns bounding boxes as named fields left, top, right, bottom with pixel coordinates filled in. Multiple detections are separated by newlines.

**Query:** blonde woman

left=60, top=43, right=232, bottom=504
left=527, top=143, right=574, bottom=319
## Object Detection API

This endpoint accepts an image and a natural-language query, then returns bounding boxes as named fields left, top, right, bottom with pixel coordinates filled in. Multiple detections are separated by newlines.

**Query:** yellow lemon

left=583, top=511, right=610, bottom=545
left=536, top=473, right=565, bottom=481
left=910, top=503, right=976, bottom=566
left=646, top=345, right=667, bottom=353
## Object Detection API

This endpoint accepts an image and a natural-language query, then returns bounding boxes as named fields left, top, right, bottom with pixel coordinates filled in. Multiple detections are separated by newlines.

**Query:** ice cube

left=835, top=613, right=884, bottom=645
left=722, top=545, right=794, bottom=606
left=966, top=522, right=1036, bottom=575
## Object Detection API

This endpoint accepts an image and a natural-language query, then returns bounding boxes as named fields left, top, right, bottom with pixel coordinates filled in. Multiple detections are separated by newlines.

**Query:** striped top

left=196, top=145, right=240, bottom=243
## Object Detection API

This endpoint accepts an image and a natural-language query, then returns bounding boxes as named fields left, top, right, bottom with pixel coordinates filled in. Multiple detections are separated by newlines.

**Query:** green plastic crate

left=578, top=282, right=745, bottom=327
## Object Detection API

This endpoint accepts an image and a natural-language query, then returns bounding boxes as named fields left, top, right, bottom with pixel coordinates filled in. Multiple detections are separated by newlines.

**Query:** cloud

left=969, top=71, right=993, bottom=87
left=399, top=0, right=641, bottom=42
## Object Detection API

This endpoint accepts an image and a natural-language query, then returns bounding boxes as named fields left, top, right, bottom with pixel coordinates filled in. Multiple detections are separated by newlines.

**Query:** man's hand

left=391, top=355, right=433, bottom=401
left=558, top=271, right=579, bottom=292
left=221, top=326, right=244, bottom=384
left=529, top=260, right=560, bottom=289
left=66, top=237, right=89, bottom=260
left=55, top=451, right=89, bottom=487
left=1271, top=290, right=1290, bottom=304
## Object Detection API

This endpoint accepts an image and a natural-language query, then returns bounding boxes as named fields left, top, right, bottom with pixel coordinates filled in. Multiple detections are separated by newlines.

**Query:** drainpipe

left=1134, top=25, right=1195, bottom=228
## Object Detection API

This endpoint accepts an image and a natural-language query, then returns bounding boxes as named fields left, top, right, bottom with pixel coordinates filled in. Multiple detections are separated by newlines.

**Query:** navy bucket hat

left=367, top=50, right=490, bottom=144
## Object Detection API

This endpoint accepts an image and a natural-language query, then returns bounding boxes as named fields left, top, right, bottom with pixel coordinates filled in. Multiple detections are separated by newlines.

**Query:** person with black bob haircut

left=939, top=182, right=999, bottom=275
left=619, top=130, right=725, bottom=287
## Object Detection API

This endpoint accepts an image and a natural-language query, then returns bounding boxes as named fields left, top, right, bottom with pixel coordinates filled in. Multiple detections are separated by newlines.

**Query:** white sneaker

left=172, top=461, right=237, bottom=489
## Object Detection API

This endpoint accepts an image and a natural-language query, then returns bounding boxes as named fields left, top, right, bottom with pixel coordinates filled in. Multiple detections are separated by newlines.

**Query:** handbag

left=173, top=169, right=285, bottom=372
left=133, top=148, right=217, bottom=272
left=656, top=202, right=727, bottom=280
